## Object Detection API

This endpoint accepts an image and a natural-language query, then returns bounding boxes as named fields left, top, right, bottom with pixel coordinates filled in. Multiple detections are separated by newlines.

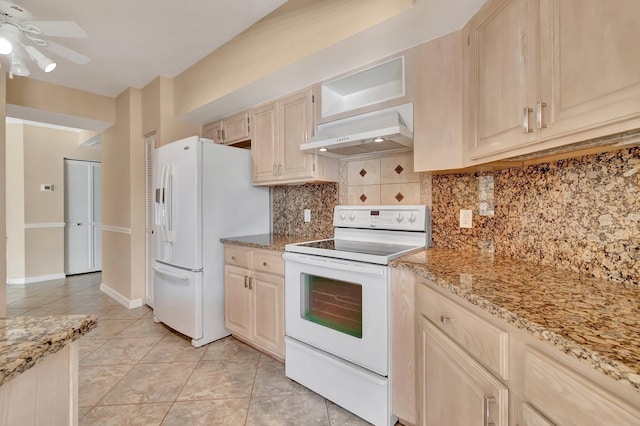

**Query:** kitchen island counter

left=392, top=248, right=640, bottom=393
left=0, top=314, right=97, bottom=386
left=220, top=233, right=327, bottom=252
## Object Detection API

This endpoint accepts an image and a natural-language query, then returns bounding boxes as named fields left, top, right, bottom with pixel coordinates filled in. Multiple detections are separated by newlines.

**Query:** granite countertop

left=0, top=314, right=98, bottom=387
left=392, top=248, right=640, bottom=392
left=220, top=233, right=327, bottom=251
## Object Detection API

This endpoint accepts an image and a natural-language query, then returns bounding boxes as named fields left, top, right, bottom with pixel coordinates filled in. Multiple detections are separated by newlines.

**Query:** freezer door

left=154, top=136, right=202, bottom=270
left=152, top=262, right=203, bottom=339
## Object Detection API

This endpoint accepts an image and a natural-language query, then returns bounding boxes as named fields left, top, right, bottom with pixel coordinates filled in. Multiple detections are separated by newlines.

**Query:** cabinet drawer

left=418, top=281, right=509, bottom=380
left=253, top=250, right=284, bottom=275
left=524, top=348, right=640, bottom=426
left=224, top=247, right=251, bottom=268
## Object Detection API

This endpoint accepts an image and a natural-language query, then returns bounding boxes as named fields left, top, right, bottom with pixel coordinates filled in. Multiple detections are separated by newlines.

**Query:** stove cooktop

left=286, top=238, right=424, bottom=265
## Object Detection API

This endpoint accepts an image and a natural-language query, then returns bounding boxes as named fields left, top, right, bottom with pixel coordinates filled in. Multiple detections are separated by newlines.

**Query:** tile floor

left=6, top=272, right=372, bottom=426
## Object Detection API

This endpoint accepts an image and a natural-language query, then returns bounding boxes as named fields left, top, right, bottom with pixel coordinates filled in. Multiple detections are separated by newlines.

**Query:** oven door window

left=300, top=273, right=362, bottom=338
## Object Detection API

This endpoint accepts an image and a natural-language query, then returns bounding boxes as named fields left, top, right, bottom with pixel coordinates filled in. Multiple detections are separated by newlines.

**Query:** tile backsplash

left=271, top=146, right=638, bottom=286
left=272, top=183, right=337, bottom=238
left=431, top=147, right=640, bottom=286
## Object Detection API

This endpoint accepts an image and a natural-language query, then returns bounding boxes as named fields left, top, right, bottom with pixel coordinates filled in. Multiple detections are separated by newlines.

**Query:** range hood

left=300, top=103, right=413, bottom=158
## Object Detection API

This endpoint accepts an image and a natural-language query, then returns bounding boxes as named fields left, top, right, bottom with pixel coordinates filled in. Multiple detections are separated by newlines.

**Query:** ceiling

left=7, top=0, right=287, bottom=97
left=4, top=0, right=486, bottom=129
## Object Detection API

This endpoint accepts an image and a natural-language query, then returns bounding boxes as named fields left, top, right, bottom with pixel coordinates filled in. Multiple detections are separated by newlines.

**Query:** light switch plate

left=460, top=209, right=472, bottom=228
left=304, top=209, right=311, bottom=223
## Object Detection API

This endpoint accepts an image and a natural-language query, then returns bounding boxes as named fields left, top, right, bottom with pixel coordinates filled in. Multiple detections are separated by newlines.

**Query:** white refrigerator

left=153, top=135, right=270, bottom=347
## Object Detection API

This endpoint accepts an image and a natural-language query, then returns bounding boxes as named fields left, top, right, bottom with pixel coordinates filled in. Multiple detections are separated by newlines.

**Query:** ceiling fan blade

left=23, top=20, right=87, bottom=38
left=44, top=40, right=90, bottom=65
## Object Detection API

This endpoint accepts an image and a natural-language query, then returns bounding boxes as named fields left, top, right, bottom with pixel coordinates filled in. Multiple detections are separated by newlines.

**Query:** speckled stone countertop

left=220, top=233, right=327, bottom=251
left=392, top=248, right=640, bottom=392
left=0, top=314, right=98, bottom=387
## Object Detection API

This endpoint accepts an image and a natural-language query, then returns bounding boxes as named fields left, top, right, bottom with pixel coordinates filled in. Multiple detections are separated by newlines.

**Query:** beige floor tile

left=178, top=358, right=258, bottom=401
left=162, top=399, right=250, bottom=426
left=78, top=337, right=109, bottom=359
left=66, top=304, right=117, bottom=317
left=8, top=296, right=63, bottom=309
left=252, top=356, right=311, bottom=397
left=78, top=364, right=134, bottom=407
left=101, top=305, right=151, bottom=320
left=78, top=406, right=92, bottom=420
left=202, top=336, right=261, bottom=360
left=327, top=400, right=373, bottom=425
left=20, top=305, right=73, bottom=316
left=81, top=337, right=162, bottom=366
left=141, top=333, right=206, bottom=363
left=83, top=319, right=137, bottom=339
left=118, top=318, right=170, bottom=338
left=80, top=403, right=171, bottom=426
left=247, top=394, right=330, bottom=426
left=101, top=362, right=197, bottom=404
left=5, top=308, right=33, bottom=317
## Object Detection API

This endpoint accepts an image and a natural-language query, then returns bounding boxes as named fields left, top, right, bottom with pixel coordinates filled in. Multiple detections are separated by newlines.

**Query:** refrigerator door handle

left=152, top=265, right=189, bottom=281
left=166, top=165, right=174, bottom=242
left=159, top=164, right=168, bottom=242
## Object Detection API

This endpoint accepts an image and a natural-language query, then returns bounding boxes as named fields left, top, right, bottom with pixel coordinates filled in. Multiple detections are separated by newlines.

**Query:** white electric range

left=283, top=205, right=431, bottom=426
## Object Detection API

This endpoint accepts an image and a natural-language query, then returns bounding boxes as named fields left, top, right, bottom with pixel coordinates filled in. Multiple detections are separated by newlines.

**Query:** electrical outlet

left=304, top=209, right=311, bottom=223
left=459, top=209, right=472, bottom=228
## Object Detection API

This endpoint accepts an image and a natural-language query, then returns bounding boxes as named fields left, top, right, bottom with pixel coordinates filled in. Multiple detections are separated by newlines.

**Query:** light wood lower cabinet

left=410, top=276, right=640, bottom=426
left=223, top=246, right=285, bottom=360
left=418, top=317, right=508, bottom=426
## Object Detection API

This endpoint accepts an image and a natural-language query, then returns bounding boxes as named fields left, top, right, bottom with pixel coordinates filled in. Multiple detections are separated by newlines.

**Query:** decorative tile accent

left=381, top=154, right=419, bottom=184
left=360, top=194, right=367, bottom=202
left=395, top=192, right=404, bottom=202
left=395, top=165, right=404, bottom=174
left=359, top=169, right=367, bottom=177
left=381, top=183, right=420, bottom=205
left=347, top=185, right=380, bottom=205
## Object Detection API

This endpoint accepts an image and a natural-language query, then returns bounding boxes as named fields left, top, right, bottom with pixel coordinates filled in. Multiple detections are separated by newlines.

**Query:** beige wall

left=101, top=88, right=145, bottom=301
left=142, top=76, right=199, bottom=147
left=173, top=0, right=414, bottom=117
left=0, top=72, right=6, bottom=315
left=6, top=124, right=25, bottom=281
left=5, top=123, right=100, bottom=282
left=6, top=78, right=115, bottom=126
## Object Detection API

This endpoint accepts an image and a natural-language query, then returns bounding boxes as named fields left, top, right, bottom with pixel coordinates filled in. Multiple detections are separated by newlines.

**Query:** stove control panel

left=333, top=205, right=429, bottom=232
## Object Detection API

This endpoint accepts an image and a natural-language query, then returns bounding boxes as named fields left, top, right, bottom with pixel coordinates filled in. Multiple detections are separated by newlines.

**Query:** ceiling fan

left=0, top=0, right=90, bottom=78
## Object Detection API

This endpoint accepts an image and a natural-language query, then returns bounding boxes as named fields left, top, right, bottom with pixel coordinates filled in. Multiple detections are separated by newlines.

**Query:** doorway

left=64, top=159, right=102, bottom=275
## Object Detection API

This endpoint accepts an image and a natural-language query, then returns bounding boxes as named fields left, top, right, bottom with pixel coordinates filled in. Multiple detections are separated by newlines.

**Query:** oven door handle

left=283, top=252, right=387, bottom=276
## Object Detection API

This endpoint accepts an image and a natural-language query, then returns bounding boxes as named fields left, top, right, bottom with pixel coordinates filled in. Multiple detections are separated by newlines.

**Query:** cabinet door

left=539, top=0, right=640, bottom=140
left=251, top=272, right=284, bottom=358
left=467, top=0, right=539, bottom=160
left=224, top=265, right=251, bottom=339
left=278, top=89, right=315, bottom=181
left=203, top=121, right=223, bottom=144
left=222, top=111, right=250, bottom=144
left=250, top=103, right=279, bottom=183
left=418, top=316, right=508, bottom=426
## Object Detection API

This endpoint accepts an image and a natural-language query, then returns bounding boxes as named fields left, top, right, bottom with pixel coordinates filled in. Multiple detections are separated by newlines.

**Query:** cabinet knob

left=523, top=107, right=534, bottom=133
left=263, top=262, right=268, bottom=267
left=440, top=315, right=452, bottom=324
left=231, top=256, right=237, bottom=261
left=484, top=396, right=496, bottom=426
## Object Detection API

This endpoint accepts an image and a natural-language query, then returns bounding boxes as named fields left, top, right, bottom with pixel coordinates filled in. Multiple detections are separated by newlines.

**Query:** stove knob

left=339, top=211, right=347, bottom=221
left=395, top=213, right=404, bottom=223
left=349, top=212, right=356, bottom=221
left=408, top=212, right=416, bottom=223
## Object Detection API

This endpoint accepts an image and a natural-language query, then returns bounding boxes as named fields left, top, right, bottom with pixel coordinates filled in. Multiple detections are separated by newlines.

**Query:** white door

left=145, top=134, right=156, bottom=306
left=64, top=159, right=102, bottom=275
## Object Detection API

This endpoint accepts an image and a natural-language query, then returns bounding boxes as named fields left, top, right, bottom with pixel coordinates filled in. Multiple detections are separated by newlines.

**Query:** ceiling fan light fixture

left=0, top=36, right=12, bottom=54
left=9, top=51, right=30, bottom=76
left=25, top=45, right=56, bottom=72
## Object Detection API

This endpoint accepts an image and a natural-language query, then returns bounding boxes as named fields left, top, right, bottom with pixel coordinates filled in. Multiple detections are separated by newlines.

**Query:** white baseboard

left=7, top=273, right=66, bottom=287
left=100, top=283, right=143, bottom=309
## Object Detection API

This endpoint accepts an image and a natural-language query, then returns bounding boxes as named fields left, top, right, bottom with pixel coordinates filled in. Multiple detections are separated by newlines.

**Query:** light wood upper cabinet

left=465, top=0, right=640, bottom=163
left=251, top=89, right=338, bottom=186
left=538, top=0, right=640, bottom=141
left=413, top=31, right=464, bottom=172
left=465, top=0, right=540, bottom=160
left=203, top=111, right=251, bottom=146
